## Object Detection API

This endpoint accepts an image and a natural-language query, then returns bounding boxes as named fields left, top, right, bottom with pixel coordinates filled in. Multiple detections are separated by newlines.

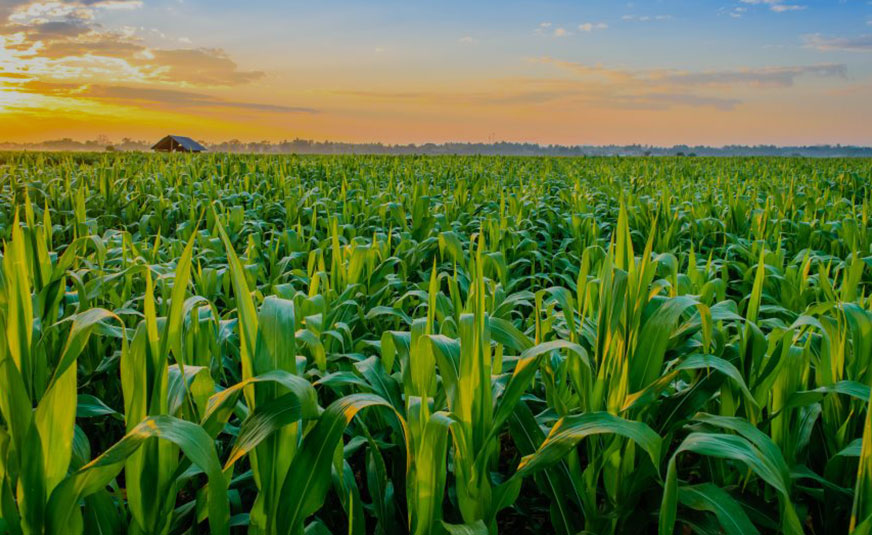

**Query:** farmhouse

left=152, top=135, right=206, bottom=153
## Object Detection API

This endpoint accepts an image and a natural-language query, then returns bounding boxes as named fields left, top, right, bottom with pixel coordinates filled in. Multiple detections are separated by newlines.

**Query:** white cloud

left=738, top=0, right=807, bottom=13
left=458, top=36, right=478, bottom=45
left=92, top=1, right=143, bottom=10
left=536, top=20, right=604, bottom=37
left=536, top=56, right=848, bottom=89
left=804, top=33, right=872, bottom=51
left=578, top=22, right=608, bottom=32
left=9, top=0, right=141, bottom=24
left=622, top=14, right=672, bottom=22
left=534, top=22, right=560, bottom=36
left=770, top=4, right=806, bottom=12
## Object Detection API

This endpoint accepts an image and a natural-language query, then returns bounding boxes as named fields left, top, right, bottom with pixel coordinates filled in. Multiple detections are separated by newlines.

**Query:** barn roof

left=152, top=135, right=207, bottom=152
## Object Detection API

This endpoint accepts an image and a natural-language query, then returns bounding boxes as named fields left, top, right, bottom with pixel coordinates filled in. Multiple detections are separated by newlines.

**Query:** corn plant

left=0, top=152, right=870, bottom=534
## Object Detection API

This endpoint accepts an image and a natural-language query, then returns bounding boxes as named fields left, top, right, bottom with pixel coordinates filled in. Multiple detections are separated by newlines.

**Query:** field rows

left=0, top=153, right=871, bottom=534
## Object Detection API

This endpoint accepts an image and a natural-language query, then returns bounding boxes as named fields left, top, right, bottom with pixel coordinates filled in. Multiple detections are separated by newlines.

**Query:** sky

left=0, top=0, right=871, bottom=146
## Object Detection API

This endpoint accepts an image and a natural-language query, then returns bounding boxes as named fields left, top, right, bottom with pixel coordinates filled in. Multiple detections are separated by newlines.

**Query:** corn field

left=0, top=152, right=871, bottom=535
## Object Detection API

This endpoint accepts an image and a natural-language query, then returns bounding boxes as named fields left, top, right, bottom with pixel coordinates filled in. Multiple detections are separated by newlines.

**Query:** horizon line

left=2, top=137, right=872, bottom=151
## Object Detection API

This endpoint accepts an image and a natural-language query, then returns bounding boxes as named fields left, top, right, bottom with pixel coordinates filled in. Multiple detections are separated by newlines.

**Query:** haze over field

left=0, top=0, right=871, bottom=146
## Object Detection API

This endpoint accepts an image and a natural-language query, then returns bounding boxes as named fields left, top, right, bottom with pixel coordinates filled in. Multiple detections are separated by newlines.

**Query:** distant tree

left=1, top=137, right=871, bottom=156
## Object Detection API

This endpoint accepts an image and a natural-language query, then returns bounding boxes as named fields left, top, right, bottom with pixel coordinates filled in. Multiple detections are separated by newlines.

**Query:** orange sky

left=1, top=0, right=871, bottom=146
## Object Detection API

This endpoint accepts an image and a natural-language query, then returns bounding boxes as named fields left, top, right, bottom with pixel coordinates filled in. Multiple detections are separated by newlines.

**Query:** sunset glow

left=0, top=0, right=870, bottom=145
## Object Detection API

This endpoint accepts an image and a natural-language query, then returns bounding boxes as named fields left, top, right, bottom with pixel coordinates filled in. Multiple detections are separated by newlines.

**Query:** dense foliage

left=0, top=153, right=871, bottom=535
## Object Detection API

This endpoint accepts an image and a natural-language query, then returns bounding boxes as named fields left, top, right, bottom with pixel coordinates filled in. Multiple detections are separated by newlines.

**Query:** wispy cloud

left=661, top=64, right=846, bottom=87
left=85, top=84, right=315, bottom=112
left=617, top=93, right=740, bottom=111
left=621, top=14, right=672, bottom=22
left=458, top=36, right=478, bottom=45
left=0, top=0, right=309, bottom=129
left=737, top=0, right=807, bottom=13
left=334, top=81, right=742, bottom=111
left=147, top=48, right=264, bottom=85
left=536, top=20, right=607, bottom=37
left=770, top=4, right=806, bottom=12
left=534, top=22, right=569, bottom=38
left=578, top=22, right=608, bottom=32
left=335, top=57, right=847, bottom=113
left=2, top=78, right=317, bottom=113
left=536, top=57, right=846, bottom=88
left=804, top=33, right=872, bottom=51
left=0, top=0, right=265, bottom=86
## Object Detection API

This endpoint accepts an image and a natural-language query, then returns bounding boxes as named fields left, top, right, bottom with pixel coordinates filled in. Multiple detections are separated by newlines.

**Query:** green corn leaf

left=76, top=395, right=120, bottom=419
left=515, top=411, right=661, bottom=478
left=660, top=432, right=802, bottom=535
left=441, top=520, right=488, bottom=535
left=276, top=394, right=407, bottom=535
left=162, top=223, right=199, bottom=365
left=201, top=370, right=319, bottom=437
left=410, top=411, right=454, bottom=535
left=677, top=483, right=759, bottom=535
left=624, top=354, right=757, bottom=411
left=214, top=207, right=259, bottom=400
left=46, top=415, right=229, bottom=535
left=52, top=308, right=123, bottom=387
left=851, top=398, right=872, bottom=533
left=630, top=296, right=710, bottom=392
left=224, top=391, right=312, bottom=469
left=485, top=340, right=590, bottom=455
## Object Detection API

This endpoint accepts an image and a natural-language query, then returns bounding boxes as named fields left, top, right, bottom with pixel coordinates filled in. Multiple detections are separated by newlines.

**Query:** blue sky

left=1, top=0, right=871, bottom=144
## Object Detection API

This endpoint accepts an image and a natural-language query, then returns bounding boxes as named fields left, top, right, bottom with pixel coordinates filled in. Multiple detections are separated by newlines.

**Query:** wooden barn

left=152, top=135, right=206, bottom=153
